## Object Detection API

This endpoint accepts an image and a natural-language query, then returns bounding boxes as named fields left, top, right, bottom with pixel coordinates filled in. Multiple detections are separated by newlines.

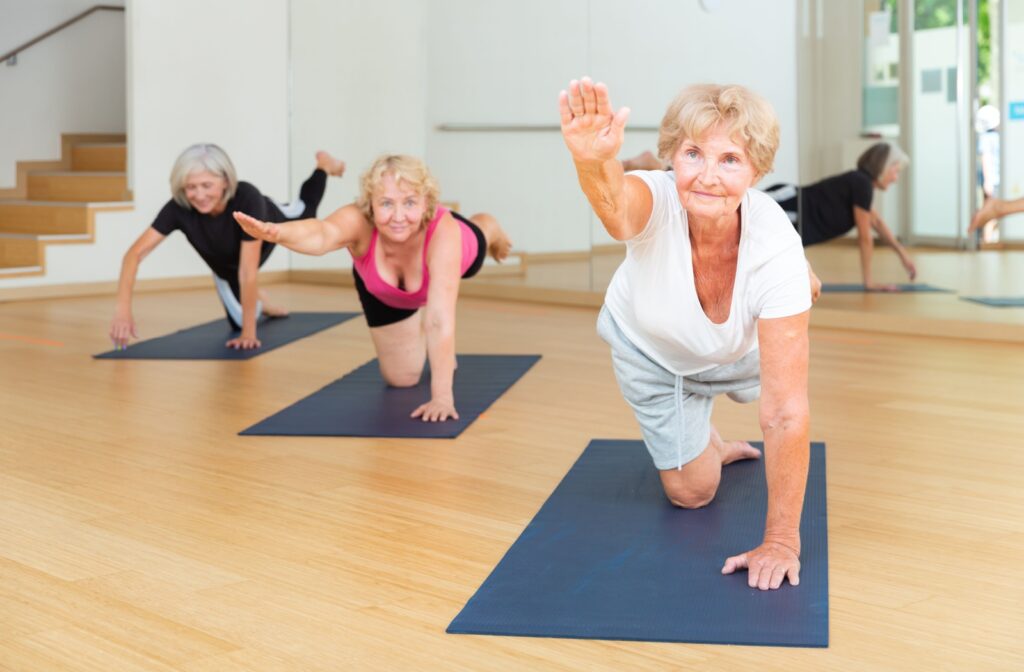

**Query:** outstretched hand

left=233, top=211, right=282, bottom=243
left=558, top=77, right=630, bottom=163
left=722, top=540, right=801, bottom=591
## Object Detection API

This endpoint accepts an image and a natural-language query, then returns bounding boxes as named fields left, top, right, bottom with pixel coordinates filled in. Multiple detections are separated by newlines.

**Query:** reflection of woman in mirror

left=971, top=105, right=1002, bottom=244
left=234, top=155, right=512, bottom=423
left=765, top=142, right=916, bottom=291
left=561, top=77, right=811, bottom=591
left=110, top=144, right=347, bottom=351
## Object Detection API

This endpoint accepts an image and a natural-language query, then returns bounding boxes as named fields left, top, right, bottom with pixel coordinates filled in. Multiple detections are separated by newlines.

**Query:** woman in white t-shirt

left=559, top=78, right=812, bottom=592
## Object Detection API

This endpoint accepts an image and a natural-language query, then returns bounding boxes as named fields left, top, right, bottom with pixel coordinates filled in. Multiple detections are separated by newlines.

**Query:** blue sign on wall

left=1010, top=101, right=1024, bottom=121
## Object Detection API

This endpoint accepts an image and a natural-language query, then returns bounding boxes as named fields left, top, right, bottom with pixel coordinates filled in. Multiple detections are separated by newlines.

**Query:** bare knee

left=380, top=367, right=423, bottom=388
left=663, top=479, right=718, bottom=509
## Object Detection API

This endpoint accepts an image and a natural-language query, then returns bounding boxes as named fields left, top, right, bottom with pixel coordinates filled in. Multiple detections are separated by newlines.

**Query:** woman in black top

left=109, top=143, right=346, bottom=350
left=766, top=142, right=916, bottom=291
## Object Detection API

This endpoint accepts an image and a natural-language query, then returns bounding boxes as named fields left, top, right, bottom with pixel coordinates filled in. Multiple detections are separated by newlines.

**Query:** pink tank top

left=351, top=206, right=480, bottom=310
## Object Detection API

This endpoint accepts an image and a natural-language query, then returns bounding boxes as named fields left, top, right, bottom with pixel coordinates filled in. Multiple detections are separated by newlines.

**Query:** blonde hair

left=169, top=143, right=237, bottom=209
left=657, top=84, right=779, bottom=178
left=357, top=155, right=440, bottom=227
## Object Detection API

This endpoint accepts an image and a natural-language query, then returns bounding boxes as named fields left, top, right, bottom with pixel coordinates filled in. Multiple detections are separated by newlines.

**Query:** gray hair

left=856, top=142, right=909, bottom=181
left=169, top=143, right=238, bottom=209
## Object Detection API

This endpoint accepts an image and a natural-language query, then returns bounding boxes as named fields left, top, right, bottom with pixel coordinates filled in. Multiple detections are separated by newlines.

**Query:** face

left=183, top=170, right=228, bottom=214
left=371, top=174, right=428, bottom=243
left=876, top=162, right=901, bottom=191
left=671, top=124, right=758, bottom=224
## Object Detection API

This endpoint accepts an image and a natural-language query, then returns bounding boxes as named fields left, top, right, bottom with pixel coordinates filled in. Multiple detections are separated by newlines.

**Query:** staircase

left=0, top=133, right=133, bottom=278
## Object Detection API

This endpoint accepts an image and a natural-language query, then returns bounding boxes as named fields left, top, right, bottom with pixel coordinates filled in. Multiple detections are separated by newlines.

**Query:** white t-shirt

left=604, top=170, right=811, bottom=376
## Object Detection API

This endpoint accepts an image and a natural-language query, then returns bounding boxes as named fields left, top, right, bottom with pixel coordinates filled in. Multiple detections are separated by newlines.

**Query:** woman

left=765, top=142, right=916, bottom=291
left=233, top=154, right=513, bottom=422
left=109, top=143, right=347, bottom=350
left=560, top=77, right=810, bottom=591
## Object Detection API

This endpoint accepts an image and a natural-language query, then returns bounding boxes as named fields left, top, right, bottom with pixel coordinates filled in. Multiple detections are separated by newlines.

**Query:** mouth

left=691, top=191, right=722, bottom=199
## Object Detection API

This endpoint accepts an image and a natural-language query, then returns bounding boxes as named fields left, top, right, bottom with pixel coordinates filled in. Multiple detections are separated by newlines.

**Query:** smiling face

left=876, top=162, right=902, bottom=191
left=183, top=170, right=228, bottom=215
left=371, top=173, right=428, bottom=244
left=671, top=123, right=758, bottom=224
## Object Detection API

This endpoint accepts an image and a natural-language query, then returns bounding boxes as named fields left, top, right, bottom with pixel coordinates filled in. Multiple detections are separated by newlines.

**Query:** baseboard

left=0, top=270, right=290, bottom=302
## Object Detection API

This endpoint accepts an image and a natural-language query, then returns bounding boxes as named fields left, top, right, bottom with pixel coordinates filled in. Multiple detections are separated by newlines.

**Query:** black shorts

left=354, top=212, right=487, bottom=328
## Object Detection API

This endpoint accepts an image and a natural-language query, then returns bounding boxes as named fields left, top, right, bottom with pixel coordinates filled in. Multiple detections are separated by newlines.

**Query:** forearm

left=425, top=318, right=456, bottom=402
left=115, top=254, right=140, bottom=315
left=857, top=232, right=874, bottom=284
left=239, top=272, right=259, bottom=336
left=761, top=413, right=810, bottom=551
left=574, top=158, right=630, bottom=235
left=871, top=217, right=906, bottom=256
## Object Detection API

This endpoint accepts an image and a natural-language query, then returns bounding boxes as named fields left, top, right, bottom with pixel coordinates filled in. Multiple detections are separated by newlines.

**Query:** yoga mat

left=95, top=312, right=358, bottom=360
left=820, top=283, right=950, bottom=293
left=448, top=439, right=828, bottom=647
left=960, top=296, right=1024, bottom=307
left=240, top=354, right=541, bottom=438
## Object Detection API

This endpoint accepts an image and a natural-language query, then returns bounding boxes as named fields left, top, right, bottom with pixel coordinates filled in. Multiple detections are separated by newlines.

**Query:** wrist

left=763, top=532, right=800, bottom=556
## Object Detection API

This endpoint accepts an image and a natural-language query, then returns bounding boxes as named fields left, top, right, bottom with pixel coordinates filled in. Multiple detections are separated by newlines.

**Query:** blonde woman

left=110, top=143, right=347, bottom=350
left=561, top=78, right=811, bottom=590
left=234, top=154, right=513, bottom=422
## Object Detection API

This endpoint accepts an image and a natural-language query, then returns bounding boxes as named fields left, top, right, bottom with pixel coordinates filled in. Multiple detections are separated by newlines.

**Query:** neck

left=688, top=211, right=740, bottom=253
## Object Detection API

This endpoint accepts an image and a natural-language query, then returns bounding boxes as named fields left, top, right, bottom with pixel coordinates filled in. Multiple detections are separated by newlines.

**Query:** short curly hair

left=657, top=84, right=779, bottom=178
left=357, top=155, right=440, bottom=228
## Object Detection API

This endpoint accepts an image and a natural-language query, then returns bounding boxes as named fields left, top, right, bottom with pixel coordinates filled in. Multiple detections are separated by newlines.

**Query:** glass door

left=1001, top=0, right=1024, bottom=240
left=906, top=0, right=975, bottom=246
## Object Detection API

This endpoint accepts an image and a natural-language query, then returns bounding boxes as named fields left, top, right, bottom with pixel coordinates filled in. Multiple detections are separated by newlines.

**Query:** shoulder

left=627, top=169, right=674, bottom=202
left=232, top=181, right=263, bottom=203
left=742, top=189, right=804, bottom=263
left=151, top=198, right=187, bottom=232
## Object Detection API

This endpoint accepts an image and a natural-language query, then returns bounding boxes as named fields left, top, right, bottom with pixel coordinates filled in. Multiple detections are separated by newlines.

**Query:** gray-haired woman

left=764, top=141, right=916, bottom=291
left=109, top=144, right=346, bottom=350
left=560, top=77, right=811, bottom=591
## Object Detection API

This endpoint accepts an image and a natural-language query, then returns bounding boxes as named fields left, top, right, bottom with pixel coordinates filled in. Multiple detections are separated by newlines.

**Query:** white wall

left=0, top=1, right=126, bottom=187
left=0, top=0, right=290, bottom=290
left=288, top=0, right=428, bottom=271
left=425, top=0, right=801, bottom=252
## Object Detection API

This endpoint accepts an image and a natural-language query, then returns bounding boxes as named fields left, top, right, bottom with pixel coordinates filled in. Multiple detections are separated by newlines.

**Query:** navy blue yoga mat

left=448, top=439, right=829, bottom=647
left=240, top=354, right=540, bottom=438
left=95, top=312, right=358, bottom=360
left=960, top=296, right=1024, bottom=307
left=821, top=283, right=949, bottom=293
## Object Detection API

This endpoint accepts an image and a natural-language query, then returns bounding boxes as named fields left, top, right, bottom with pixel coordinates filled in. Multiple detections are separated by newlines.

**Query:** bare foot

left=316, top=151, right=346, bottom=177
left=969, top=198, right=1000, bottom=234
left=622, top=150, right=664, bottom=172
left=258, top=290, right=290, bottom=318
left=710, top=425, right=761, bottom=464
left=489, top=231, right=513, bottom=263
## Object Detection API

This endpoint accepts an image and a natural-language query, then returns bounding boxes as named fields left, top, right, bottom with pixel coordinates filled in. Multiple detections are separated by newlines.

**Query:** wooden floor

left=1, top=283, right=1022, bottom=670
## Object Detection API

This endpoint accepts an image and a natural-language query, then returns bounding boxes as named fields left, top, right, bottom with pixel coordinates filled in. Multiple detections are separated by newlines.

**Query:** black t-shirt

left=150, top=182, right=280, bottom=280
left=791, top=170, right=874, bottom=246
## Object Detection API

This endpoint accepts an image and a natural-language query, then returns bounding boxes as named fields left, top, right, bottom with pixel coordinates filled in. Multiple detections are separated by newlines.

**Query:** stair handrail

left=1, top=5, right=124, bottom=64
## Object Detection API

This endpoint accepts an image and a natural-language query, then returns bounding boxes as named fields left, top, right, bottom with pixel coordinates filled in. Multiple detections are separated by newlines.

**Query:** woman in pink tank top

left=234, top=155, right=512, bottom=423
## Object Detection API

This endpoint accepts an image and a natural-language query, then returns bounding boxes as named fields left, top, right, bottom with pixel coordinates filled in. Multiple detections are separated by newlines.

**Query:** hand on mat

left=226, top=334, right=262, bottom=350
left=411, top=397, right=460, bottom=422
left=559, top=77, right=630, bottom=163
left=864, top=282, right=899, bottom=292
left=901, top=256, right=918, bottom=281
left=233, top=211, right=282, bottom=243
left=722, top=540, right=801, bottom=590
left=109, top=313, right=138, bottom=349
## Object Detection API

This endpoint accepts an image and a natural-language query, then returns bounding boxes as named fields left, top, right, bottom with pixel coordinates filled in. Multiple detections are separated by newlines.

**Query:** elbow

left=759, top=401, right=809, bottom=436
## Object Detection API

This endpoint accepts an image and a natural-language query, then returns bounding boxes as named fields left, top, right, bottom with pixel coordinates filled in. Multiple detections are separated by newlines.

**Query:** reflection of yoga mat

left=821, top=283, right=950, bottom=293
left=448, top=439, right=829, bottom=648
left=241, top=354, right=541, bottom=438
left=95, top=312, right=358, bottom=360
left=960, top=296, right=1024, bottom=307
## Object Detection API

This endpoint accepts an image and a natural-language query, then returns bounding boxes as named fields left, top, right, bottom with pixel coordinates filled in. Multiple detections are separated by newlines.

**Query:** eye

left=685, top=150, right=700, bottom=160
left=404, top=199, right=417, bottom=208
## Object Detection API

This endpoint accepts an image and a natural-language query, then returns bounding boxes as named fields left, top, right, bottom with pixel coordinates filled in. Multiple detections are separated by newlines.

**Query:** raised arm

left=722, top=311, right=810, bottom=589
left=232, top=203, right=367, bottom=256
left=109, top=227, right=166, bottom=348
left=559, top=77, right=651, bottom=240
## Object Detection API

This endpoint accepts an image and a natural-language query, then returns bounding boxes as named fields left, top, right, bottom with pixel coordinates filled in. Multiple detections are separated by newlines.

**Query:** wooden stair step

left=26, top=172, right=129, bottom=202
left=0, top=236, right=43, bottom=269
left=71, top=143, right=126, bottom=172
left=0, top=201, right=92, bottom=235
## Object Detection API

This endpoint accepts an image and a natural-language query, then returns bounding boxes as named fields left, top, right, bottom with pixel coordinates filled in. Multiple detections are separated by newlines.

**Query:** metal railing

left=2, top=5, right=124, bottom=65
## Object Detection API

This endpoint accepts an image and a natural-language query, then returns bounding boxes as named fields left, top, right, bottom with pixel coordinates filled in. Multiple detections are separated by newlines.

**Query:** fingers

left=611, top=106, right=631, bottom=133
left=579, top=76, right=596, bottom=116
left=721, top=553, right=747, bottom=575
left=568, top=79, right=584, bottom=117
left=410, top=403, right=458, bottom=422
left=558, top=90, right=574, bottom=128
left=786, top=564, right=801, bottom=587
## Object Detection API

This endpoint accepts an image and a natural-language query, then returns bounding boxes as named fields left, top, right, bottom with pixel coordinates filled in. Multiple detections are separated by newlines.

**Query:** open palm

left=558, top=77, right=630, bottom=162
